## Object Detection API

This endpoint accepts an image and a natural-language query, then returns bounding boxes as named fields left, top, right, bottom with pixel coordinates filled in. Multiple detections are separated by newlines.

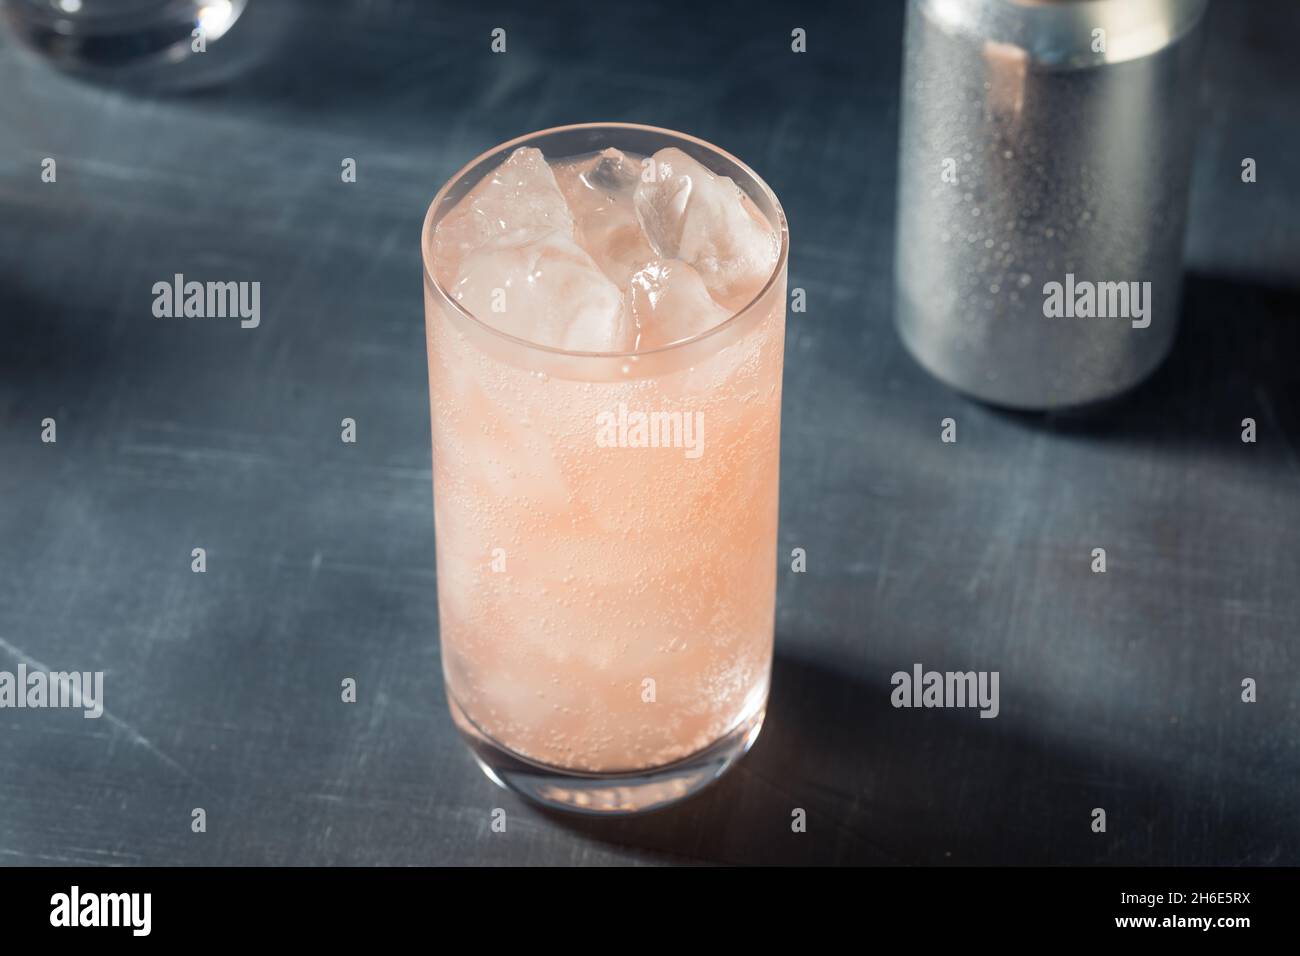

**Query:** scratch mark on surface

left=963, top=432, right=1043, bottom=597
left=874, top=513, right=900, bottom=602
left=0, top=634, right=198, bottom=784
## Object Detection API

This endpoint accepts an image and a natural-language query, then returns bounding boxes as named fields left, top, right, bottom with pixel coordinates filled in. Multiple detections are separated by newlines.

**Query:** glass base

left=448, top=695, right=766, bottom=815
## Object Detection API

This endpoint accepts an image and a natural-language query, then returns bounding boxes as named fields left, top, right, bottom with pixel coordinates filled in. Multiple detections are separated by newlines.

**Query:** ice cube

left=628, top=258, right=731, bottom=349
left=451, top=232, right=633, bottom=353
left=434, top=147, right=575, bottom=267
left=581, top=147, right=640, bottom=194
left=633, top=147, right=779, bottom=309
left=553, top=148, right=656, bottom=288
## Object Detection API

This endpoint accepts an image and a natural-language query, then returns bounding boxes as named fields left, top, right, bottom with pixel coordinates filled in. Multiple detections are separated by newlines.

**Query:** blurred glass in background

left=1, top=0, right=250, bottom=85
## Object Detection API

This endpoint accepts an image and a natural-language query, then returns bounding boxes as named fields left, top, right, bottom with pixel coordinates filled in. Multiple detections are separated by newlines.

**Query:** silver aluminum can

left=894, top=0, right=1210, bottom=409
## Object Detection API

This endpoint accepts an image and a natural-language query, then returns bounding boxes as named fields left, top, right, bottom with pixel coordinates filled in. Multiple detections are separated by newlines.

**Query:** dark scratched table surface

left=0, top=0, right=1297, bottom=865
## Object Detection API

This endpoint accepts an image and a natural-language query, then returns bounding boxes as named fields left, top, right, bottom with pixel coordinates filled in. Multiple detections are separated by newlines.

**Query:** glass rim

left=421, top=122, right=790, bottom=360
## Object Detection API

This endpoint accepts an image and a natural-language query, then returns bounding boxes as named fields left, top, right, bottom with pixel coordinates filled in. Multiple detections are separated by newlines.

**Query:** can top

left=917, top=0, right=1209, bottom=68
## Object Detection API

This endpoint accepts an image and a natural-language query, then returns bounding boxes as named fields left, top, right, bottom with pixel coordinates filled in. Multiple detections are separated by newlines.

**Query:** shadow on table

left=985, top=272, right=1300, bottom=456
left=529, top=646, right=1298, bottom=865
left=0, top=282, right=117, bottom=408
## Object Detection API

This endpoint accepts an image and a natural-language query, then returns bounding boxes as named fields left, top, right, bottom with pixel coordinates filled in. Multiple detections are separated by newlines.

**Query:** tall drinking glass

left=421, top=123, right=788, bottom=813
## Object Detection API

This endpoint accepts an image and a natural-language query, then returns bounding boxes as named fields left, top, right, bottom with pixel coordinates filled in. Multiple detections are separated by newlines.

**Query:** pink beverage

left=421, top=124, right=787, bottom=813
